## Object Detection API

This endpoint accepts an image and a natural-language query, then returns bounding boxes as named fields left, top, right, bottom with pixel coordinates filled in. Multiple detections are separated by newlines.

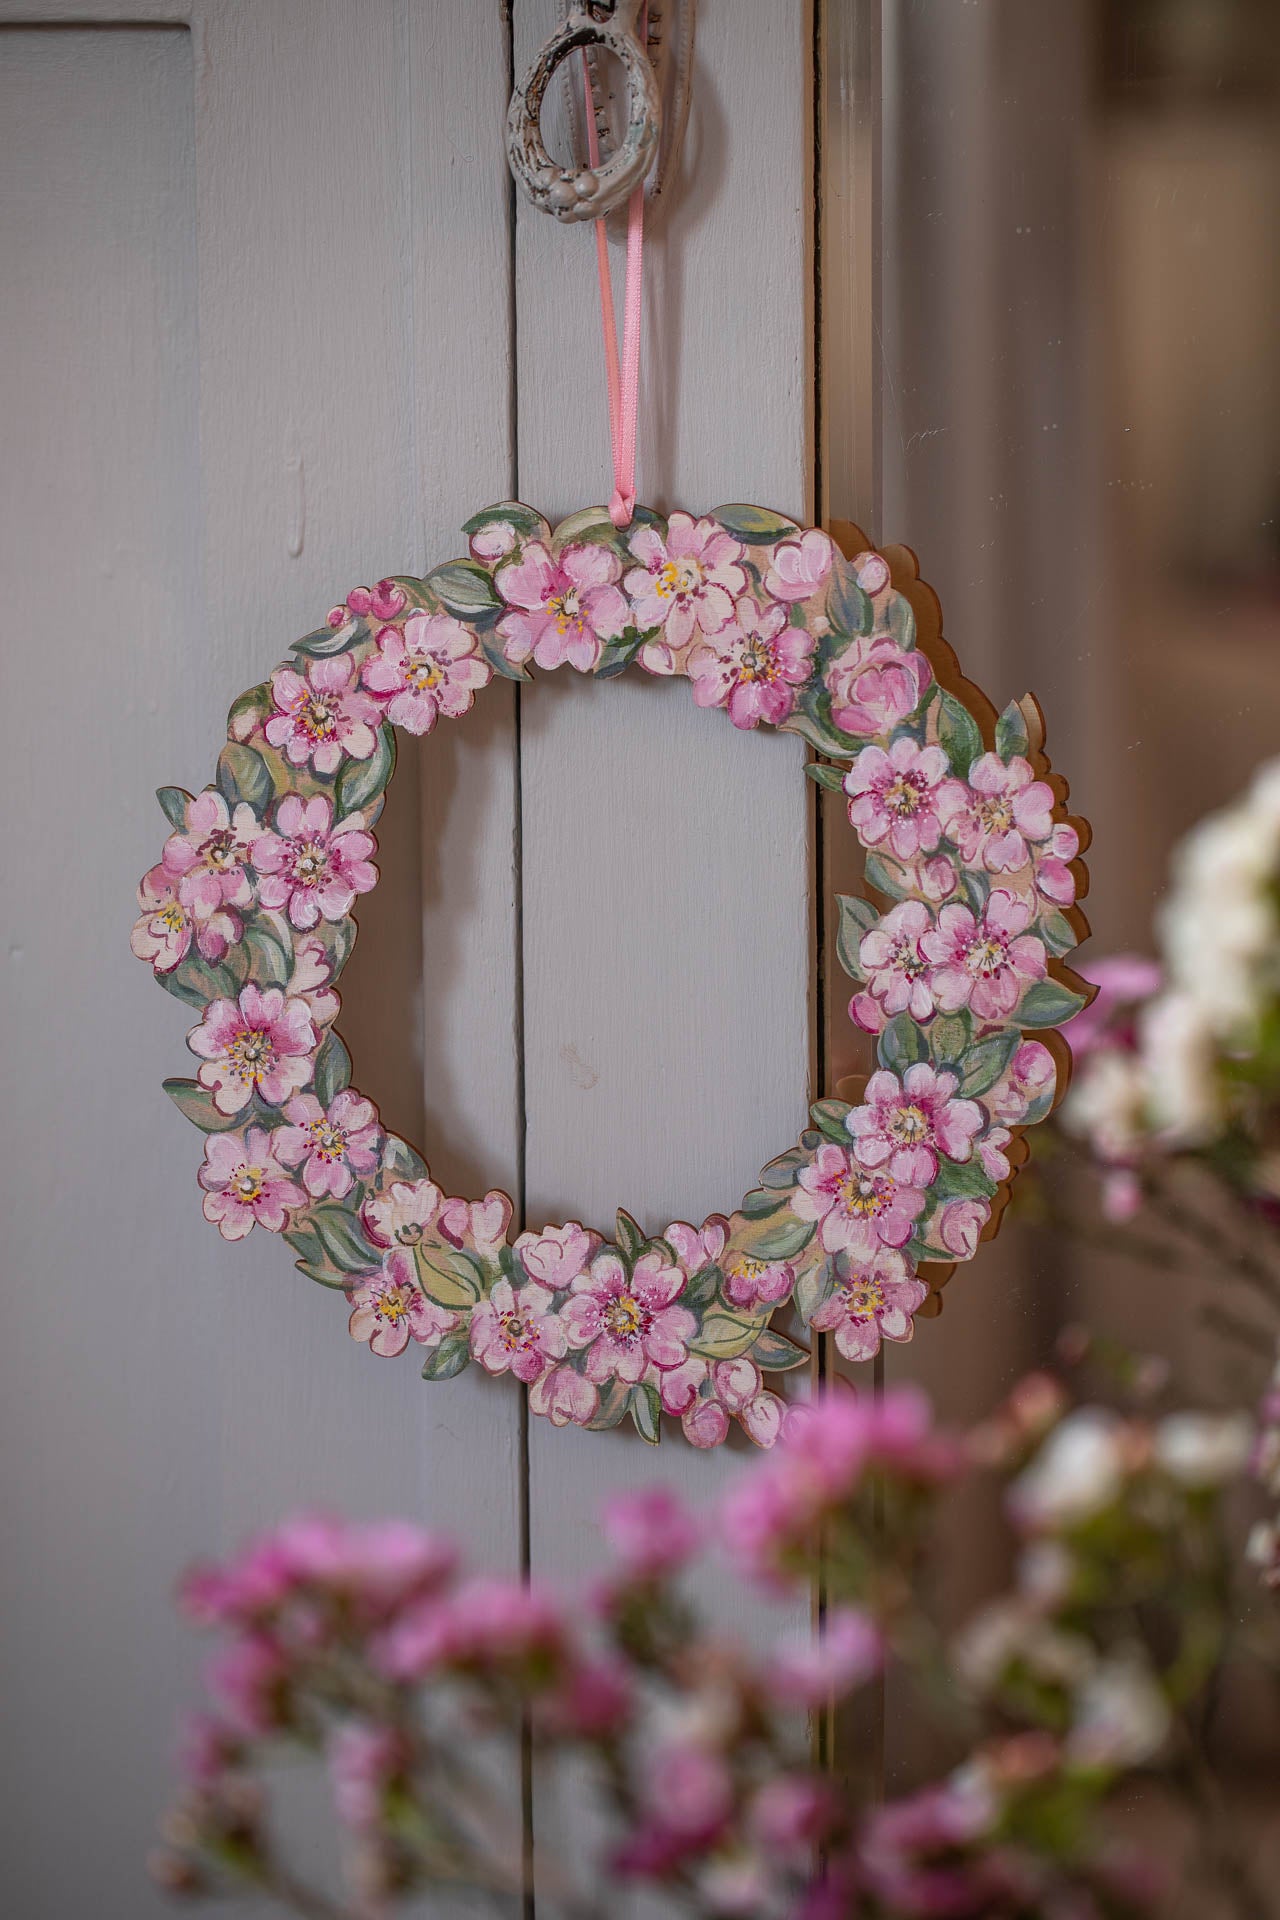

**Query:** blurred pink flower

left=768, top=1607, right=883, bottom=1708
left=328, top=1723, right=404, bottom=1831
left=601, top=1487, right=699, bottom=1580
left=1066, top=954, right=1160, bottom=1058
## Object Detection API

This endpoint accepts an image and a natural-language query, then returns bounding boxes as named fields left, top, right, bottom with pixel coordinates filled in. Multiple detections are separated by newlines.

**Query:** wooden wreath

left=132, top=503, right=1091, bottom=1449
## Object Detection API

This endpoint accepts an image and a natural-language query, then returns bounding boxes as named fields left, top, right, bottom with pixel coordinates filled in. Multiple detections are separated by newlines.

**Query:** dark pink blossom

left=809, top=1247, right=930, bottom=1363
left=274, top=1089, right=381, bottom=1200
left=198, top=1126, right=305, bottom=1240
left=187, top=985, right=318, bottom=1115
left=826, top=635, right=932, bottom=738
left=847, top=1063, right=984, bottom=1186
left=844, top=737, right=951, bottom=861
left=563, top=1250, right=695, bottom=1385
left=361, top=611, right=490, bottom=733
left=343, top=579, right=407, bottom=623
left=688, top=595, right=816, bottom=729
left=162, top=788, right=257, bottom=922
left=601, top=1487, right=699, bottom=1580
left=496, top=540, right=627, bottom=672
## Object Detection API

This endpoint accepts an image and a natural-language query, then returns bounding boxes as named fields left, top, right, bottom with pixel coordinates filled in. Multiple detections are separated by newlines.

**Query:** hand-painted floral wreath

left=134, top=502, right=1091, bottom=1450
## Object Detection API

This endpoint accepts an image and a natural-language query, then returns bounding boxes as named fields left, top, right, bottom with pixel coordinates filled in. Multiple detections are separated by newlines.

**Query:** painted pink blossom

left=468, top=520, right=519, bottom=564
left=826, top=635, right=932, bottom=739
left=809, top=1247, right=929, bottom=1363
left=624, top=513, right=746, bottom=669
left=273, top=1089, right=381, bottom=1200
left=438, top=1190, right=513, bottom=1259
left=515, top=1221, right=597, bottom=1290
left=938, top=753, right=1055, bottom=873
left=921, top=888, right=1047, bottom=1021
left=853, top=551, right=892, bottom=596
left=921, top=854, right=959, bottom=901
left=668, top=1357, right=783, bottom=1451
left=187, top=986, right=318, bottom=1115
left=252, top=794, right=377, bottom=930
left=348, top=1250, right=456, bottom=1358
left=1034, top=820, right=1081, bottom=907
left=265, top=656, right=380, bottom=775
left=792, top=1142, right=926, bottom=1253
left=764, top=527, right=834, bottom=602
left=937, top=1197, right=992, bottom=1259
left=528, top=1363, right=598, bottom=1428
left=198, top=1127, right=305, bottom=1241
left=987, top=1039, right=1058, bottom=1125
left=361, top=1176, right=445, bottom=1250
left=495, top=540, right=627, bottom=672
left=977, top=1124, right=1014, bottom=1183
left=847, top=1063, right=983, bottom=1186
left=663, top=1215, right=727, bottom=1272
left=469, top=1278, right=567, bottom=1384
left=711, top=1356, right=784, bottom=1447
left=162, top=789, right=257, bottom=921
left=844, top=738, right=951, bottom=861
left=563, top=1250, right=695, bottom=1384
left=344, top=580, right=407, bottom=623
left=688, top=596, right=815, bottom=729
left=720, top=1247, right=796, bottom=1311
left=131, top=864, right=238, bottom=974
left=683, top=1396, right=730, bottom=1449
left=361, top=611, right=491, bottom=733
left=850, top=900, right=938, bottom=1033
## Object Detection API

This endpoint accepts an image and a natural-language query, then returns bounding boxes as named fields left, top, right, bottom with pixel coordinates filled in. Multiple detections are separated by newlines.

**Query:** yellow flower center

left=201, top=828, right=238, bottom=869
left=840, top=1276, right=885, bottom=1322
left=306, top=1121, right=347, bottom=1162
left=234, top=1166, right=266, bottom=1202
left=304, top=698, right=336, bottom=738
left=888, top=1104, right=930, bottom=1145
left=977, top=795, right=1013, bottom=833
left=966, top=937, right=1006, bottom=978
left=291, top=841, right=329, bottom=886
left=406, top=652, right=444, bottom=692
left=656, top=557, right=700, bottom=599
left=228, top=1030, right=274, bottom=1080
left=737, top=639, right=777, bottom=684
left=883, top=774, right=924, bottom=817
left=378, top=1285, right=413, bottom=1324
left=159, top=904, right=187, bottom=932
left=548, top=587, right=584, bottom=632
left=837, top=1170, right=887, bottom=1217
left=604, top=1292, right=643, bottom=1339
left=500, top=1312, right=538, bottom=1351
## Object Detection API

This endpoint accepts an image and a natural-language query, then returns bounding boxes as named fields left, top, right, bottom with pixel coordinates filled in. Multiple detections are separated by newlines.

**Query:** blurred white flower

left=1067, top=1650, right=1171, bottom=1769
left=1153, top=1412, right=1254, bottom=1488
left=1062, top=1050, right=1149, bottom=1164
left=1140, top=991, right=1222, bottom=1144
left=1007, top=1409, right=1126, bottom=1532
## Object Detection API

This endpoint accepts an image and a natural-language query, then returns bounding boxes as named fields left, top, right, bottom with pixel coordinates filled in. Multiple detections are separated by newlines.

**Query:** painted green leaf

left=307, top=1203, right=380, bottom=1274
left=957, top=1027, right=1020, bottom=1097
left=1039, top=909, right=1079, bottom=959
left=930, top=1012, right=971, bottom=1066
left=878, top=1012, right=930, bottom=1075
left=739, top=1185, right=783, bottom=1221
left=683, top=1264, right=722, bottom=1312
left=836, top=893, right=880, bottom=980
left=885, top=593, right=916, bottom=652
left=478, top=633, right=529, bottom=682
left=711, top=503, right=799, bottom=543
left=828, top=564, right=872, bottom=639
left=595, top=629, right=646, bottom=681
left=156, top=786, right=193, bottom=831
left=935, top=690, right=983, bottom=779
left=336, top=724, right=395, bottom=819
left=758, top=1144, right=810, bottom=1190
left=783, top=699, right=862, bottom=762
left=422, top=1331, right=472, bottom=1381
left=293, top=1257, right=349, bottom=1291
left=162, top=952, right=239, bottom=1010
left=586, top=1377, right=633, bottom=1431
left=805, top=761, right=847, bottom=793
left=929, top=1156, right=997, bottom=1204
left=863, top=852, right=910, bottom=901
left=750, top=1328, right=810, bottom=1372
left=417, top=1248, right=481, bottom=1311
left=960, top=867, right=991, bottom=915
left=690, top=1310, right=765, bottom=1361
left=744, top=1212, right=815, bottom=1263
left=614, top=1210, right=644, bottom=1262
left=313, top=1030, right=352, bottom=1106
left=292, top=621, right=367, bottom=660
left=382, top=1133, right=428, bottom=1181
left=630, top=1382, right=662, bottom=1445
left=462, top=500, right=550, bottom=543
left=217, top=743, right=273, bottom=814
left=1018, top=977, right=1090, bottom=1029
left=226, top=683, right=270, bottom=740
left=794, top=1257, right=836, bottom=1327
left=245, top=922, right=291, bottom=990
left=162, top=1077, right=240, bottom=1132
left=425, top=560, right=502, bottom=621
left=994, top=699, right=1029, bottom=761
left=810, top=1097, right=853, bottom=1142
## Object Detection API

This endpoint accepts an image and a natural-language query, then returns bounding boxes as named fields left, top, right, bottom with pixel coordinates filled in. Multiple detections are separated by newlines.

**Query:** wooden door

left=0, top=2, right=816, bottom=1910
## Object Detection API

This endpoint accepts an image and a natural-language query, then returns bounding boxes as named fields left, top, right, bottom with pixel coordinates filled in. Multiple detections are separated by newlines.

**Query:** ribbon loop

left=581, top=47, right=645, bottom=530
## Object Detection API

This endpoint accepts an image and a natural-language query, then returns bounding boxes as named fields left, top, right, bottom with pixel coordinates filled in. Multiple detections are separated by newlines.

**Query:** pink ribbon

left=581, top=47, right=645, bottom=529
